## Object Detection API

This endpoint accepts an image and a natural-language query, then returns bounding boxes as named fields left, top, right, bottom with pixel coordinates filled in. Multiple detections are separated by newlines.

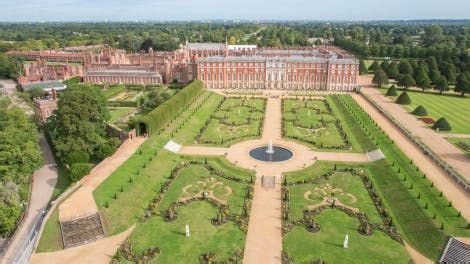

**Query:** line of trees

left=369, top=57, right=470, bottom=96
left=0, top=98, right=43, bottom=237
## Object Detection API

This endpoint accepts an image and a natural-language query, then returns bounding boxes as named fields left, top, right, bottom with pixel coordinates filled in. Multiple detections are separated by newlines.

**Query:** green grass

left=381, top=88, right=470, bottom=134
left=287, top=170, right=383, bottom=224
left=283, top=99, right=350, bottom=151
left=198, top=97, right=265, bottom=146
left=36, top=208, right=62, bottom=252
left=108, top=107, right=136, bottom=123
left=283, top=210, right=411, bottom=263
left=128, top=202, right=245, bottom=262
left=335, top=95, right=469, bottom=260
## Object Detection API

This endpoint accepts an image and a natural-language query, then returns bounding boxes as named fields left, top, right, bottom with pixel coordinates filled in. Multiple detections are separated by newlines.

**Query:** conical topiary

left=432, top=117, right=452, bottom=131
left=386, top=85, right=398, bottom=96
left=396, top=91, right=411, bottom=105
left=411, top=105, right=428, bottom=116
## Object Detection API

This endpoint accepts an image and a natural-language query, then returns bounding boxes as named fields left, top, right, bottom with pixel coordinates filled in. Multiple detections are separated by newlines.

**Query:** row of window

left=205, top=82, right=355, bottom=90
left=200, top=73, right=355, bottom=83
left=200, top=62, right=358, bottom=69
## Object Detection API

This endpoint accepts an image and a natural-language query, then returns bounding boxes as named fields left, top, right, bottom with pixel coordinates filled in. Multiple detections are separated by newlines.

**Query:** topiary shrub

left=70, top=163, right=92, bottom=181
left=411, top=105, right=428, bottom=116
left=386, top=85, right=398, bottom=96
left=432, top=117, right=452, bottom=131
left=395, top=91, right=411, bottom=105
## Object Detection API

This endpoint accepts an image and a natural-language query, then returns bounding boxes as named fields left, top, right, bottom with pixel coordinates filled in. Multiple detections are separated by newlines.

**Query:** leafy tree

left=70, top=163, right=92, bottom=181
left=368, top=60, right=381, bottom=73
left=429, top=69, right=442, bottom=85
left=47, top=85, right=110, bottom=162
left=396, top=91, right=412, bottom=105
left=359, top=60, right=368, bottom=75
left=399, top=60, right=414, bottom=76
left=386, top=62, right=400, bottom=79
left=66, top=150, right=90, bottom=165
left=455, top=74, right=470, bottom=96
left=398, top=74, right=416, bottom=89
left=441, top=62, right=457, bottom=83
left=140, top=38, right=154, bottom=52
left=0, top=100, right=42, bottom=236
left=380, top=60, right=390, bottom=73
left=415, top=67, right=432, bottom=91
left=435, top=77, right=449, bottom=94
left=372, top=69, right=389, bottom=88
left=426, top=56, right=438, bottom=71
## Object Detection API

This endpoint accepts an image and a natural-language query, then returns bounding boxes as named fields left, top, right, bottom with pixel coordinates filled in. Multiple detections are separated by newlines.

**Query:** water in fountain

left=266, top=140, right=275, bottom=154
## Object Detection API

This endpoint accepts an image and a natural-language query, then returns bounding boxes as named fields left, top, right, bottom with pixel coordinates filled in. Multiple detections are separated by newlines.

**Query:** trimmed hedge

left=432, top=117, right=452, bottom=131
left=135, top=81, right=203, bottom=135
left=396, top=91, right=411, bottom=105
left=411, top=105, right=428, bottom=116
left=108, top=100, right=139, bottom=107
left=386, top=85, right=398, bottom=96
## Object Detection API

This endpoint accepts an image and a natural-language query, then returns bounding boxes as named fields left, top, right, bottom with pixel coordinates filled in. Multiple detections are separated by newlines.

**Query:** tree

left=359, top=60, right=368, bottom=75
left=426, top=56, right=438, bottom=71
left=455, top=74, right=470, bottom=96
left=399, top=60, right=414, bottom=76
left=368, top=60, right=381, bottom=73
left=398, top=74, right=416, bottom=89
left=380, top=60, right=390, bottom=73
left=386, top=62, right=400, bottom=79
left=441, top=62, right=457, bottom=83
left=435, top=77, right=448, bottom=94
left=372, top=69, right=389, bottom=88
left=396, top=91, right=412, bottom=105
left=433, top=118, right=451, bottom=131
left=429, top=69, right=442, bottom=85
left=411, top=105, right=428, bottom=116
left=47, top=85, right=110, bottom=162
left=414, top=66, right=431, bottom=91
left=140, top=38, right=154, bottom=52
left=386, top=85, right=398, bottom=96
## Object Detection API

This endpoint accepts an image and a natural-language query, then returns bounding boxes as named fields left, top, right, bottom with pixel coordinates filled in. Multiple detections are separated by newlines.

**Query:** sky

left=0, top=0, right=469, bottom=22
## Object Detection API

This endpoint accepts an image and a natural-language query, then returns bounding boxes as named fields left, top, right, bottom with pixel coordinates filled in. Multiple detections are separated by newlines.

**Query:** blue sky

left=0, top=0, right=469, bottom=22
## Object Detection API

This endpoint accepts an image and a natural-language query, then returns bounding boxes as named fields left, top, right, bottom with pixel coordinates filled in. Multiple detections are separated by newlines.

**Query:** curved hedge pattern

left=136, top=81, right=203, bottom=135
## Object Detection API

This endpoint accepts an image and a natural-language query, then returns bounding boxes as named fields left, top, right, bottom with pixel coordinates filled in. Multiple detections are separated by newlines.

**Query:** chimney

left=52, top=88, right=57, bottom=100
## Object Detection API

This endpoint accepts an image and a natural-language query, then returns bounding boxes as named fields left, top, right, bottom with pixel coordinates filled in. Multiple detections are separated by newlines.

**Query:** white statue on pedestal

left=185, top=224, right=190, bottom=237
left=343, top=234, right=349, bottom=248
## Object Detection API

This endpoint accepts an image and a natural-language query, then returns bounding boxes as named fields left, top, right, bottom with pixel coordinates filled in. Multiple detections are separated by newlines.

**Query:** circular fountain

left=249, top=140, right=293, bottom=162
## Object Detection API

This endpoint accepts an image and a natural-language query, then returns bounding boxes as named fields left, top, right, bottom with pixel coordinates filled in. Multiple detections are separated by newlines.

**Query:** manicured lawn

left=36, top=208, right=62, bottom=252
left=381, top=88, right=470, bottom=134
left=283, top=210, right=411, bottom=263
left=198, top=97, right=265, bottom=146
left=287, top=171, right=383, bottom=224
left=108, top=107, right=136, bottom=123
left=283, top=99, right=351, bottom=151
left=335, top=95, right=469, bottom=260
left=128, top=202, right=245, bottom=262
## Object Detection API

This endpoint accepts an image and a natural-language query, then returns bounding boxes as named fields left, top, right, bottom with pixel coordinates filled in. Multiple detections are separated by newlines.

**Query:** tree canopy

left=0, top=98, right=42, bottom=236
left=372, top=69, right=389, bottom=88
left=47, top=84, right=110, bottom=164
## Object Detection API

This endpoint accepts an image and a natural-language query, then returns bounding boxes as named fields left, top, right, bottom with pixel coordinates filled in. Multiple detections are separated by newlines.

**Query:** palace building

left=8, top=42, right=358, bottom=91
left=196, top=54, right=358, bottom=91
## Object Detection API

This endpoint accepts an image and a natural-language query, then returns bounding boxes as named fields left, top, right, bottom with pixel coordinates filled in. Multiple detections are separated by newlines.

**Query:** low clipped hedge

left=411, top=105, right=428, bottom=116
left=136, top=81, right=203, bottom=135
left=432, top=117, right=452, bottom=131
left=395, top=91, right=411, bottom=105
left=108, top=100, right=139, bottom=107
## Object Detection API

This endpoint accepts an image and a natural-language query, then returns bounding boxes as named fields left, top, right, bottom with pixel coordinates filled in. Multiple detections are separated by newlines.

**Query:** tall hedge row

left=136, top=81, right=203, bottom=135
